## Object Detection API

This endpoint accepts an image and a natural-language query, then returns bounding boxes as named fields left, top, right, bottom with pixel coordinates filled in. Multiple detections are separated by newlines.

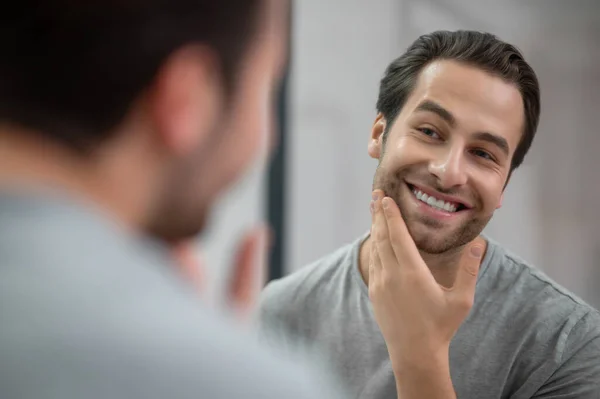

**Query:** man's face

left=147, top=0, right=287, bottom=241
left=369, top=60, right=524, bottom=254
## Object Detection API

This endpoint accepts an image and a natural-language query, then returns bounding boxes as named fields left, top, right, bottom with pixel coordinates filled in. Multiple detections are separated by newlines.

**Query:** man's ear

left=150, top=45, right=222, bottom=155
left=368, top=113, right=386, bottom=159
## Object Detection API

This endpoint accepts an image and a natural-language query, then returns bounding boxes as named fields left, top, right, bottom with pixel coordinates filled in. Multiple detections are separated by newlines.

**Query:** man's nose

left=428, top=147, right=468, bottom=188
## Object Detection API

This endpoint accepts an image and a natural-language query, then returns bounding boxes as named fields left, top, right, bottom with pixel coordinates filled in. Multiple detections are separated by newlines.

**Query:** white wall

left=287, top=0, right=401, bottom=273
left=198, top=149, right=269, bottom=306
left=286, top=0, right=600, bottom=307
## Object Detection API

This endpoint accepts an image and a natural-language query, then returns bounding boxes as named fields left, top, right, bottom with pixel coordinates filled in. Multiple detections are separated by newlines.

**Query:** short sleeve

left=532, top=310, right=600, bottom=398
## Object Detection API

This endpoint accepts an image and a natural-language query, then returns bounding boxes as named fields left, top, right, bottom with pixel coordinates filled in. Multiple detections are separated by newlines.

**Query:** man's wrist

left=389, top=344, right=450, bottom=373
left=390, top=346, right=456, bottom=399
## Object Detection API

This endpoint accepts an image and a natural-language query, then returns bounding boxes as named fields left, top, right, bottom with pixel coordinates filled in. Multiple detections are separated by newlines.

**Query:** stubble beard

left=373, top=166, right=491, bottom=255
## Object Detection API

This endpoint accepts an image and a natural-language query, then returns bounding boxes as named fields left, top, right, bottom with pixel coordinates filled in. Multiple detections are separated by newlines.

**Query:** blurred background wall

left=202, top=0, right=600, bottom=309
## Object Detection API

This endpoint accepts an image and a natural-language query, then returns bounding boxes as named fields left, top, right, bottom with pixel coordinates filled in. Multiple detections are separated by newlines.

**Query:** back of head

left=376, top=30, right=540, bottom=172
left=0, top=0, right=261, bottom=152
left=0, top=0, right=289, bottom=241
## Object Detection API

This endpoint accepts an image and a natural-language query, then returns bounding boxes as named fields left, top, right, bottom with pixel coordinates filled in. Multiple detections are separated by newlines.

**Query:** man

left=0, top=1, right=343, bottom=398
left=259, top=30, right=600, bottom=398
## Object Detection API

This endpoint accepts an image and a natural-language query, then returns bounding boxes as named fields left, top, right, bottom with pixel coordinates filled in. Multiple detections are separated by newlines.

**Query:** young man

left=259, top=30, right=600, bottom=399
left=0, top=1, right=343, bottom=398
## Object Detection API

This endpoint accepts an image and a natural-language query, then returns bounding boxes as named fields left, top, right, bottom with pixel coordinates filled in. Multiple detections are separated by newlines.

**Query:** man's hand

left=369, top=190, right=484, bottom=398
left=226, top=225, right=271, bottom=318
left=171, top=225, right=271, bottom=321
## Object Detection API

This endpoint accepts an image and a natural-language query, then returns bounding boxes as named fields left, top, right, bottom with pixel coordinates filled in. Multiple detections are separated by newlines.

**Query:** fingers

left=171, top=241, right=205, bottom=293
left=380, top=194, right=425, bottom=272
left=369, top=203, right=381, bottom=275
left=229, top=224, right=271, bottom=316
left=368, top=250, right=376, bottom=285
left=371, top=190, right=398, bottom=269
left=449, top=238, right=485, bottom=305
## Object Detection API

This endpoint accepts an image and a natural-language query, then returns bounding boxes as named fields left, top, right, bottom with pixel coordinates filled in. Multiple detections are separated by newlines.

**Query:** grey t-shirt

left=259, top=234, right=600, bottom=398
left=0, top=191, right=344, bottom=399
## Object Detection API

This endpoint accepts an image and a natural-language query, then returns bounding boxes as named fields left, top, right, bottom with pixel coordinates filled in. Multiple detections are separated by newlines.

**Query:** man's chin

left=399, top=200, right=488, bottom=255
left=410, top=235, right=451, bottom=254
left=413, top=237, right=457, bottom=255
left=404, top=221, right=460, bottom=254
left=145, top=211, right=210, bottom=244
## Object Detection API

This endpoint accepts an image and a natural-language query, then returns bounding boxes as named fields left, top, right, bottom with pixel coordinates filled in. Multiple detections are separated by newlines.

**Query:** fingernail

left=372, top=191, right=380, bottom=201
left=470, top=246, right=483, bottom=258
left=372, top=198, right=380, bottom=212
left=382, top=198, right=389, bottom=210
left=466, top=261, right=480, bottom=276
left=370, top=200, right=375, bottom=214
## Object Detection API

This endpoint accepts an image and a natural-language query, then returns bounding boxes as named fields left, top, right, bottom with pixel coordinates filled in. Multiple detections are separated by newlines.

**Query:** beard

left=373, top=164, right=492, bottom=254
left=144, top=157, right=211, bottom=243
left=143, top=134, right=222, bottom=243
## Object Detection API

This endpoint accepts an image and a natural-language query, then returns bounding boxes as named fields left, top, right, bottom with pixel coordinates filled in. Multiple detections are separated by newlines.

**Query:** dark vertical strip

left=266, top=2, right=292, bottom=283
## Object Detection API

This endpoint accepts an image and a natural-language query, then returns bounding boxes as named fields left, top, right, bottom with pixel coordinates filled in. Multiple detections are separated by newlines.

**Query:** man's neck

left=0, top=127, right=147, bottom=231
left=358, top=234, right=475, bottom=289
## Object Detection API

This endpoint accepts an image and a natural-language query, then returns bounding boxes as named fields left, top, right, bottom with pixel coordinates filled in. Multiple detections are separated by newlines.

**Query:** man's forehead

left=413, top=60, right=522, bottom=106
left=402, top=60, right=524, bottom=151
left=410, top=61, right=523, bottom=117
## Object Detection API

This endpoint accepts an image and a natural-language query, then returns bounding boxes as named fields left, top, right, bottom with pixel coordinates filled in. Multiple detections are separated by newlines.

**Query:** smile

left=407, top=183, right=469, bottom=215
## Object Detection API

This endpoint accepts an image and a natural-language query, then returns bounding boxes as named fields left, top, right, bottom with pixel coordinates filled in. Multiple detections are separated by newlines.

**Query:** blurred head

left=0, top=0, right=288, bottom=241
left=369, top=30, right=540, bottom=254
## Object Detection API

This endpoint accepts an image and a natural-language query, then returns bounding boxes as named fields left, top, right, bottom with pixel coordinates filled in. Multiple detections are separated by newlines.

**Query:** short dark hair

left=376, top=30, right=540, bottom=172
left=0, top=0, right=262, bottom=152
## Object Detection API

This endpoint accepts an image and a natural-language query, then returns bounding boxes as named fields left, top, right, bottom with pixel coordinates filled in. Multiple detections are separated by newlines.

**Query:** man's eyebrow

left=415, top=100, right=511, bottom=156
left=472, top=131, right=510, bottom=157
left=415, top=100, right=456, bottom=127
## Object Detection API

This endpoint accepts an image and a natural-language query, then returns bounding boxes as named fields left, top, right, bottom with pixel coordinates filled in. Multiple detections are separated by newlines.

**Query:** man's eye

left=417, top=127, right=440, bottom=139
left=472, top=149, right=493, bottom=160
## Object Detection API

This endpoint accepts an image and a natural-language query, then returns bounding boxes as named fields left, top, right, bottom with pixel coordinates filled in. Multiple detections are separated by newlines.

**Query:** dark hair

left=0, top=0, right=262, bottom=152
left=376, top=30, right=540, bottom=172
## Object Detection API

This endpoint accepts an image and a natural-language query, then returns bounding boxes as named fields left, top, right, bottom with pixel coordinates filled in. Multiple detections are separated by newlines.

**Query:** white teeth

left=412, top=188, right=458, bottom=213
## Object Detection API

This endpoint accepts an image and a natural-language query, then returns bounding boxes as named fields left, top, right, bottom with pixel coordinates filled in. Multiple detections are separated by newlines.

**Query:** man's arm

left=390, top=350, right=456, bottom=399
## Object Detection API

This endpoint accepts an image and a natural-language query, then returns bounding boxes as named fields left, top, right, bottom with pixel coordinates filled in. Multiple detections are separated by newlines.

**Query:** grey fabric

left=0, top=191, right=344, bottom=399
left=259, top=233, right=600, bottom=399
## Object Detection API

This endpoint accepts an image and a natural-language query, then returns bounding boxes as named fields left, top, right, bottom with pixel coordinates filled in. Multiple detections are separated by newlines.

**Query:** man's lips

left=406, top=182, right=473, bottom=210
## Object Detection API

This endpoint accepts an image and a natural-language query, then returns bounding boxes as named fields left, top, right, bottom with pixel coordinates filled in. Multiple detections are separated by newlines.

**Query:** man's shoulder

left=494, top=248, right=600, bottom=397
left=481, top=238, right=600, bottom=340
left=2, top=287, right=341, bottom=398
left=0, top=195, right=344, bottom=398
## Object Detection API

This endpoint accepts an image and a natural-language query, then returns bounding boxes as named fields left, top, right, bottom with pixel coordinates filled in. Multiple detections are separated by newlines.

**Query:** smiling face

left=369, top=60, right=525, bottom=254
